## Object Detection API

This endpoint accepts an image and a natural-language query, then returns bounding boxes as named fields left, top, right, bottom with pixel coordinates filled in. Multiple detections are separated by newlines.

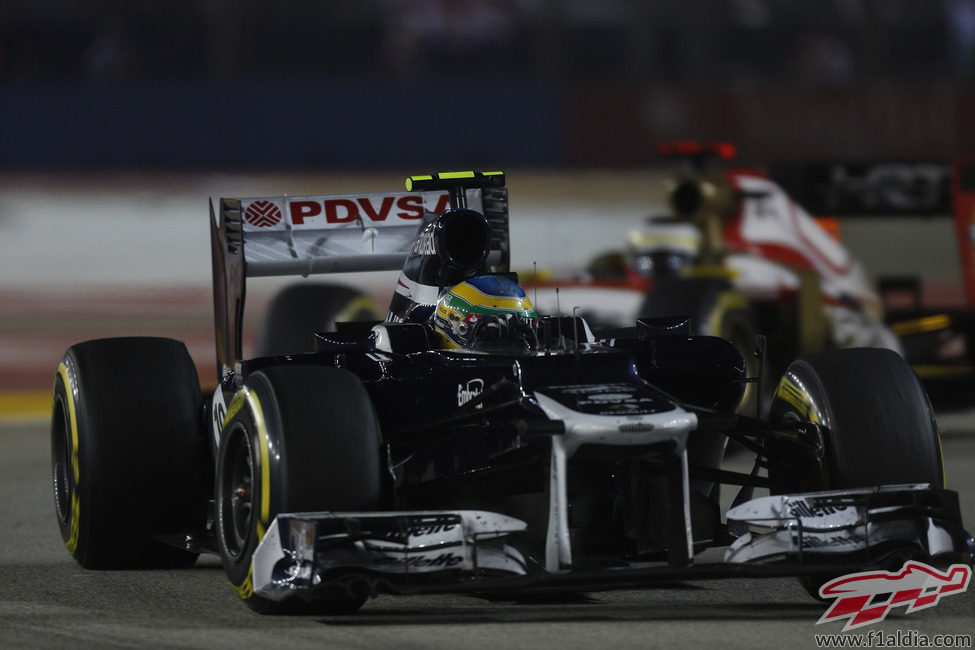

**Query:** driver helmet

left=432, top=275, right=538, bottom=351
left=626, top=217, right=700, bottom=278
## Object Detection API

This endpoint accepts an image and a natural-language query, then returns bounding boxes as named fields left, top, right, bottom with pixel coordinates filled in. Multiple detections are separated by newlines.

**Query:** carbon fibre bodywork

left=206, top=311, right=972, bottom=606
left=201, top=172, right=971, bottom=609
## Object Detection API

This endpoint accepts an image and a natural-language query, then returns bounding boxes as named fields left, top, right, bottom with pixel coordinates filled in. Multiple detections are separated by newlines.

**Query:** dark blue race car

left=50, top=171, right=972, bottom=614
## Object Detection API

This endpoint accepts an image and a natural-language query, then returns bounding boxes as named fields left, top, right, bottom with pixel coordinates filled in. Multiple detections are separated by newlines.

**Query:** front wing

left=249, top=485, right=972, bottom=602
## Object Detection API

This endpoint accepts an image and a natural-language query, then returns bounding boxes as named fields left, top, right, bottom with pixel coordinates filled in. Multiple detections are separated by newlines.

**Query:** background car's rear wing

left=768, top=161, right=952, bottom=217
left=771, top=160, right=975, bottom=305
left=210, top=171, right=510, bottom=378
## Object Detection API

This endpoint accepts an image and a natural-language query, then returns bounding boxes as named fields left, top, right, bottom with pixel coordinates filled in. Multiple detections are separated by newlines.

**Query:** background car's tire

left=255, top=284, right=378, bottom=356
left=215, top=365, right=385, bottom=614
left=641, top=277, right=760, bottom=414
left=51, top=337, right=206, bottom=569
left=766, top=347, right=943, bottom=597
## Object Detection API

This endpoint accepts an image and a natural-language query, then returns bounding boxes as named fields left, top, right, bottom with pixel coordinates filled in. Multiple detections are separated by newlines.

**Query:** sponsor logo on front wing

left=787, top=500, right=850, bottom=519
left=373, top=552, right=466, bottom=571
left=379, top=522, right=459, bottom=545
left=799, top=534, right=865, bottom=550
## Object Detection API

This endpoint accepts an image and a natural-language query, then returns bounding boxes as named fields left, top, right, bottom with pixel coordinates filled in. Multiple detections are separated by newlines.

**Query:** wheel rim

left=219, top=425, right=255, bottom=560
left=51, top=394, right=73, bottom=526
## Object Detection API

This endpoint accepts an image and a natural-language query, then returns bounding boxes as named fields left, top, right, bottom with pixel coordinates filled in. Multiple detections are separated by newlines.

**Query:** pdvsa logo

left=243, top=200, right=283, bottom=228
left=817, top=561, right=971, bottom=631
left=287, top=193, right=451, bottom=225
left=290, top=195, right=429, bottom=225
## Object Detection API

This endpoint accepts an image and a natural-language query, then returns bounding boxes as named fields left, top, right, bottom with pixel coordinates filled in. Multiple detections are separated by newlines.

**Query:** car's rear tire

left=767, top=347, right=943, bottom=597
left=51, top=337, right=206, bottom=569
left=255, top=284, right=377, bottom=356
left=215, top=365, right=385, bottom=614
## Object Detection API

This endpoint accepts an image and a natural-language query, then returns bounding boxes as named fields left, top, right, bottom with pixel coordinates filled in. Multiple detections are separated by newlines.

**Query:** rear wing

left=771, top=160, right=975, bottom=305
left=768, top=162, right=952, bottom=217
left=211, top=172, right=510, bottom=378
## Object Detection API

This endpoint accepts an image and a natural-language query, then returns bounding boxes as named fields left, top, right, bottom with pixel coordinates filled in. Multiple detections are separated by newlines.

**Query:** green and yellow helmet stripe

left=449, top=282, right=536, bottom=317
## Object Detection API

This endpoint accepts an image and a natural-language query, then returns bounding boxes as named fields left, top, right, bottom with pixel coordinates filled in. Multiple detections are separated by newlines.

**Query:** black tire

left=768, top=347, right=942, bottom=492
left=51, top=337, right=206, bottom=569
left=255, top=284, right=377, bottom=356
left=767, top=347, right=943, bottom=597
left=215, top=365, right=384, bottom=614
left=641, top=277, right=759, bottom=414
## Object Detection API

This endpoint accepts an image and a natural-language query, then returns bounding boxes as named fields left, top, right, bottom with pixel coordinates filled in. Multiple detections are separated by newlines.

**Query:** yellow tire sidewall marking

left=773, top=374, right=821, bottom=425
left=56, top=361, right=82, bottom=555
left=232, top=564, right=255, bottom=600
left=225, top=385, right=272, bottom=600
left=223, top=389, right=247, bottom=428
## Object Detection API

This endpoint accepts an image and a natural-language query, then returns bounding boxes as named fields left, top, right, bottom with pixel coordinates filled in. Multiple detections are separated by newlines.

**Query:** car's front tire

left=768, top=347, right=942, bottom=492
left=215, top=364, right=384, bottom=614
left=766, top=347, right=943, bottom=598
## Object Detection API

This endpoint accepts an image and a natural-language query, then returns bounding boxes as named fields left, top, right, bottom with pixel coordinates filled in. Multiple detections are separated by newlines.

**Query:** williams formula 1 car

left=50, top=171, right=972, bottom=614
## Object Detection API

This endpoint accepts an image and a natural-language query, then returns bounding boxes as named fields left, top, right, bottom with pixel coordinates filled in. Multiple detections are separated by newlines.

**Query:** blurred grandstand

left=3, top=1, right=975, bottom=399
left=1, top=0, right=975, bottom=169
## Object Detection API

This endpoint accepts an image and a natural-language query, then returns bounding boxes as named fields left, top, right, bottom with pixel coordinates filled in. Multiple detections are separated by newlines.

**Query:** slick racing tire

left=767, top=347, right=942, bottom=491
left=51, top=337, right=206, bottom=569
left=640, top=277, right=759, bottom=415
left=255, top=284, right=377, bottom=357
left=215, top=365, right=384, bottom=614
left=767, top=347, right=943, bottom=598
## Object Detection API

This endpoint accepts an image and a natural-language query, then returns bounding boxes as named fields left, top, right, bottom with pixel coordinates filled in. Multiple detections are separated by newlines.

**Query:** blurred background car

left=525, top=143, right=975, bottom=414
